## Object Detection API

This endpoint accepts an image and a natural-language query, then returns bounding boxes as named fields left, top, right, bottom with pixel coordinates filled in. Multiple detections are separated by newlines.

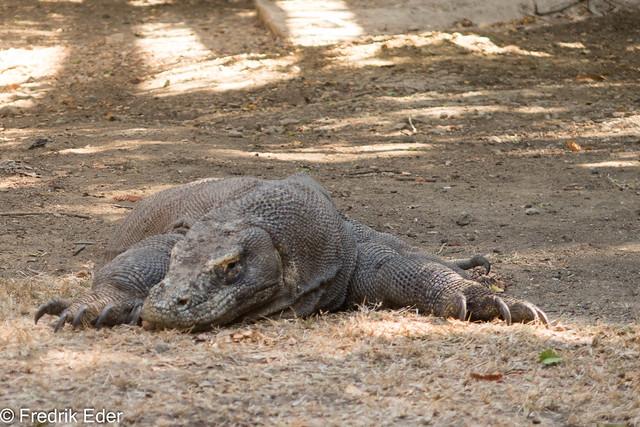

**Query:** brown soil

left=1, top=1, right=639, bottom=425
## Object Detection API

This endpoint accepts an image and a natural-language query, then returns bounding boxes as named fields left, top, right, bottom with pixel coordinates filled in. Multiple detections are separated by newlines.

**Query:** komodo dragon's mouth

left=141, top=280, right=282, bottom=331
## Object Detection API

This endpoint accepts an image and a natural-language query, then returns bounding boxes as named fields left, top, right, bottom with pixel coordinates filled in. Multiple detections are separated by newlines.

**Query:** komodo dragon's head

left=141, top=219, right=284, bottom=331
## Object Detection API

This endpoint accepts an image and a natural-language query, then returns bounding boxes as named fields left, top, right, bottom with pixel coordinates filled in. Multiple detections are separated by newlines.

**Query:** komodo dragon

left=35, top=174, right=548, bottom=331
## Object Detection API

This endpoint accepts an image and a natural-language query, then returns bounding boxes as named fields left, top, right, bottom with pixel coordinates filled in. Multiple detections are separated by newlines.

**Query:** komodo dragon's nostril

left=176, top=297, right=190, bottom=306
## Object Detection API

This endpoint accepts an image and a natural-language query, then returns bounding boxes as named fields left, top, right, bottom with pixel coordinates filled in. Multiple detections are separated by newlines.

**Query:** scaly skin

left=35, top=174, right=548, bottom=331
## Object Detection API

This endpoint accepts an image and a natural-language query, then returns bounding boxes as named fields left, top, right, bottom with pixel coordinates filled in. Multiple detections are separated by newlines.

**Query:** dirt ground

left=1, top=0, right=639, bottom=425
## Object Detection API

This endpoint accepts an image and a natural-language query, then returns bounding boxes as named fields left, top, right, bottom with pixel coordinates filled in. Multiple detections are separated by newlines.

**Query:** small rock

left=525, top=207, right=541, bottom=216
left=48, top=179, right=65, bottom=190
left=0, top=105, right=21, bottom=117
left=13, top=93, right=33, bottom=101
left=455, top=213, right=472, bottom=226
left=227, top=130, right=243, bottom=138
left=262, top=125, right=285, bottom=135
left=28, top=137, right=52, bottom=150
left=280, top=118, right=300, bottom=126
left=155, top=342, right=170, bottom=353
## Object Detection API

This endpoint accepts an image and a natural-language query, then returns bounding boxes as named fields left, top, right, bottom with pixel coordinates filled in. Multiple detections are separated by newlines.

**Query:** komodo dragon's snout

left=141, top=221, right=284, bottom=331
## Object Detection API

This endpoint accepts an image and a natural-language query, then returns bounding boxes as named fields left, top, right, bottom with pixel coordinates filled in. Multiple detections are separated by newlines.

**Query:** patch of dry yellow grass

left=1, top=278, right=639, bottom=426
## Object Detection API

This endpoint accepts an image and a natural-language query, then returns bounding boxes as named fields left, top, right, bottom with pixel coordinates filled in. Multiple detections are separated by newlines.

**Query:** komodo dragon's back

left=100, top=177, right=261, bottom=266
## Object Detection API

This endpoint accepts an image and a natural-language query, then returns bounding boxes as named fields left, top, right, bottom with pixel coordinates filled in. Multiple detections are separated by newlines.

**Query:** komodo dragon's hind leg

left=350, top=241, right=548, bottom=325
left=35, top=234, right=182, bottom=331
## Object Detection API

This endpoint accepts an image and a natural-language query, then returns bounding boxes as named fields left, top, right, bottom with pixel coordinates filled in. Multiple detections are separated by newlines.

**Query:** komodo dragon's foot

left=35, top=233, right=181, bottom=332
left=35, top=288, right=145, bottom=331
left=437, top=280, right=549, bottom=326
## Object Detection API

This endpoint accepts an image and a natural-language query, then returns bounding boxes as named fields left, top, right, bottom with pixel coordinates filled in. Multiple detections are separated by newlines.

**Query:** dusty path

left=1, top=1, right=639, bottom=425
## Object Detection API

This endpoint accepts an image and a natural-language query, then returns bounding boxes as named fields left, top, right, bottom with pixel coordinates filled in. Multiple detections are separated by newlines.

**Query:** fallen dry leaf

left=575, top=74, right=606, bottom=82
left=489, top=284, right=504, bottom=293
left=113, top=194, right=143, bottom=202
left=565, top=140, right=582, bottom=152
left=470, top=372, right=503, bottom=381
left=2, top=83, right=21, bottom=91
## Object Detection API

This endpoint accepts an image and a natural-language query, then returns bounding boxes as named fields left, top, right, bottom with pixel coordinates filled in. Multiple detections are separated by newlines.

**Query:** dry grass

left=2, top=2, right=640, bottom=425
left=2, top=278, right=639, bottom=426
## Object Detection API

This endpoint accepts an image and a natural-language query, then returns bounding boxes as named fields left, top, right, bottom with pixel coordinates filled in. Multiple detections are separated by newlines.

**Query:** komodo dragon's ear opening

left=170, top=219, right=192, bottom=235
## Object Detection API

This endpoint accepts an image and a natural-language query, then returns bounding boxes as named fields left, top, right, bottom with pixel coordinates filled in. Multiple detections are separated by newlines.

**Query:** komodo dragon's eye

left=209, top=253, right=242, bottom=284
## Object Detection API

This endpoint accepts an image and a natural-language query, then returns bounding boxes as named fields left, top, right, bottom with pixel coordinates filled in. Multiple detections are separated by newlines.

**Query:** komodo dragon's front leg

left=35, top=234, right=182, bottom=331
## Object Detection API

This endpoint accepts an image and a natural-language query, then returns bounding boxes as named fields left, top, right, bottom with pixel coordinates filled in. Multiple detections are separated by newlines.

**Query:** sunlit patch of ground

left=327, top=31, right=549, bottom=69
left=134, top=19, right=299, bottom=95
left=138, top=53, right=300, bottom=95
left=0, top=46, right=67, bottom=110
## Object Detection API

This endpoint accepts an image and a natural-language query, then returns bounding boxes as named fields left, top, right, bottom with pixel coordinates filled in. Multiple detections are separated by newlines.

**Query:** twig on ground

left=606, top=174, right=626, bottom=190
left=0, top=211, right=92, bottom=219
left=408, top=117, right=417, bottom=134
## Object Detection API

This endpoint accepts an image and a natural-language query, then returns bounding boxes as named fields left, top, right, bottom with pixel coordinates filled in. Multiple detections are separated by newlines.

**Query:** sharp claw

left=34, top=304, right=49, bottom=325
left=520, top=302, right=549, bottom=326
left=535, top=307, right=550, bottom=326
left=128, top=304, right=142, bottom=325
left=456, top=294, right=468, bottom=321
left=35, top=299, right=69, bottom=324
left=54, top=310, right=71, bottom=332
left=493, top=296, right=512, bottom=325
left=72, top=305, right=88, bottom=329
left=95, top=304, right=114, bottom=330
